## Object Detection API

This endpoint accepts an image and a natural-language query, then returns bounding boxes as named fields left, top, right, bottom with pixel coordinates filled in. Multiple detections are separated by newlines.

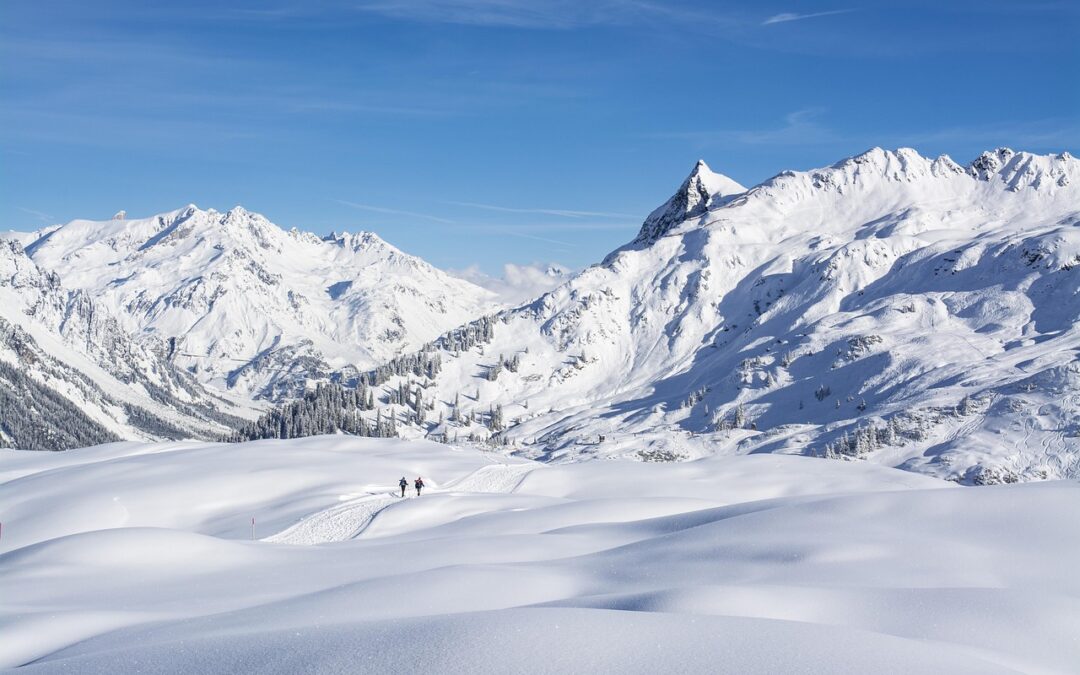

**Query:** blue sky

left=2, top=1, right=1077, bottom=273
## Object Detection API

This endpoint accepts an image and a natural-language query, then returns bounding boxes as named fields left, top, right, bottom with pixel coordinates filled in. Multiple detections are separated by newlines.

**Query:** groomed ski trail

left=263, top=461, right=536, bottom=546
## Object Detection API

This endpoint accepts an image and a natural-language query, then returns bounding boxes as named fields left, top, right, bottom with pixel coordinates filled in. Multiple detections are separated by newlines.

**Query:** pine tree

left=733, top=404, right=746, bottom=429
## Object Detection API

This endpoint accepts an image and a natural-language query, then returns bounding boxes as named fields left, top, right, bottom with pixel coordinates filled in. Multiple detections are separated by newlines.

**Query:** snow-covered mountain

left=0, top=240, right=250, bottom=449
left=360, top=148, right=1080, bottom=483
left=21, top=206, right=498, bottom=400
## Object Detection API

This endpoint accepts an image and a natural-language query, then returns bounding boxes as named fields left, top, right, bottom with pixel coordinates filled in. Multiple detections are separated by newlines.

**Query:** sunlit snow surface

left=380, top=148, right=1080, bottom=483
left=2, top=436, right=1078, bottom=673
left=21, top=206, right=498, bottom=399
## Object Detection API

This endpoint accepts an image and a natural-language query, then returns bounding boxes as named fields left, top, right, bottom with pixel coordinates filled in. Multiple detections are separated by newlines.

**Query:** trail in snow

left=263, top=462, right=536, bottom=546
left=262, top=493, right=396, bottom=546
left=441, top=462, right=535, bottom=494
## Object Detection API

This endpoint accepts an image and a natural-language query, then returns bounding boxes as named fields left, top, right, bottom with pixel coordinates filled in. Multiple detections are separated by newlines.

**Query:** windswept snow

left=2, top=436, right=1079, bottom=673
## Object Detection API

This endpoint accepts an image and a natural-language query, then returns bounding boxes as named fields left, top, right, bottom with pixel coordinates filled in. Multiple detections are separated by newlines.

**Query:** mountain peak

left=324, top=230, right=393, bottom=252
left=968, top=148, right=1017, bottom=180
left=967, top=148, right=1076, bottom=190
left=632, top=159, right=746, bottom=246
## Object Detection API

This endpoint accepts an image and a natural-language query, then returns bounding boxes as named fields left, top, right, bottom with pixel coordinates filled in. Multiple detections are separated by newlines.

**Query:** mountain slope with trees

left=342, top=148, right=1080, bottom=483
left=0, top=240, right=250, bottom=449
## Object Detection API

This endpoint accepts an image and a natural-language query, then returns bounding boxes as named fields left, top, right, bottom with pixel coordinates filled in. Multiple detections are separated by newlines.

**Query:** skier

left=398, top=476, right=408, bottom=498
left=414, top=476, right=425, bottom=496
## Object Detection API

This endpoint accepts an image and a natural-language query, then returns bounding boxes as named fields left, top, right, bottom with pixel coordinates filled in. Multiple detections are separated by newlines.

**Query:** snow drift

left=1, top=436, right=1077, bottom=673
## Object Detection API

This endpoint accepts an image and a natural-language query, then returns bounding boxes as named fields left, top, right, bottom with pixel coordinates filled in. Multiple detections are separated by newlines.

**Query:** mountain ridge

left=20, top=204, right=499, bottom=400
left=327, top=146, right=1080, bottom=484
left=6, top=147, right=1080, bottom=480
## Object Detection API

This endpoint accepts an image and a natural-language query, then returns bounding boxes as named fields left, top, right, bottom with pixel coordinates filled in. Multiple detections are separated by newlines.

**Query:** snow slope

left=365, top=149, right=1080, bottom=483
left=2, top=436, right=1078, bottom=673
left=21, top=206, right=498, bottom=400
left=0, top=241, right=250, bottom=448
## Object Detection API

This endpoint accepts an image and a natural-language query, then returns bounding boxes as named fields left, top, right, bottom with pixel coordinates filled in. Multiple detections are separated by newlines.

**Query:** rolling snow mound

left=1, top=437, right=1078, bottom=673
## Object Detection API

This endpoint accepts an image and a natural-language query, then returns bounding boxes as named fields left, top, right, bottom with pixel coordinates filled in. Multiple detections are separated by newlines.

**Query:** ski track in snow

left=264, top=462, right=535, bottom=545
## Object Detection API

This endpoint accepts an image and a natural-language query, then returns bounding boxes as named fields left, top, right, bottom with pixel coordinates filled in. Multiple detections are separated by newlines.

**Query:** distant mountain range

left=5, top=147, right=1079, bottom=483
left=21, top=205, right=498, bottom=400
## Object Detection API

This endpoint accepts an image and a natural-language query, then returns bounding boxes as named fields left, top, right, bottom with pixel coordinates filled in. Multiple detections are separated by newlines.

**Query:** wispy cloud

left=508, top=222, right=636, bottom=232
left=654, top=111, right=1079, bottom=157
left=335, top=199, right=457, bottom=224
left=497, top=230, right=575, bottom=248
left=650, top=108, right=837, bottom=147
left=461, top=224, right=577, bottom=248
left=349, top=0, right=735, bottom=29
left=17, top=207, right=57, bottom=224
left=350, top=0, right=610, bottom=28
left=762, top=9, right=854, bottom=25
left=895, top=118, right=1080, bottom=150
left=449, top=201, right=636, bottom=219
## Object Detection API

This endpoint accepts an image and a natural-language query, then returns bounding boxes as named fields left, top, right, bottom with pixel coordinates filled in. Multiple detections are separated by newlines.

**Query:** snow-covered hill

left=2, top=437, right=1078, bottom=672
left=21, top=206, right=498, bottom=400
left=362, top=148, right=1080, bottom=483
left=0, top=240, right=251, bottom=449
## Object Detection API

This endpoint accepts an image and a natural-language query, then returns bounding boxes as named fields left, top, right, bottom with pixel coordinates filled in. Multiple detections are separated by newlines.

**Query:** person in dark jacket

left=398, top=476, right=408, bottom=498
left=414, top=476, right=425, bottom=496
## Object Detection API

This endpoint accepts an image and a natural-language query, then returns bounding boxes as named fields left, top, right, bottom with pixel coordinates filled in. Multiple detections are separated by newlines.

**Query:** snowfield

left=3, top=436, right=1078, bottom=673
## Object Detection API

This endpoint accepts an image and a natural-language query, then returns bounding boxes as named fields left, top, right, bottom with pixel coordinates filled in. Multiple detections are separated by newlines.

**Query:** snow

left=2, top=436, right=1078, bottom=673
left=0, top=242, right=251, bottom=445
left=365, top=148, right=1080, bottom=483
left=20, top=206, right=500, bottom=399
left=7, top=147, right=1080, bottom=480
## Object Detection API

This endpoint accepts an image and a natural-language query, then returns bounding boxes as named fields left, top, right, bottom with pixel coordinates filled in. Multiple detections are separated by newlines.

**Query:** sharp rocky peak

left=632, top=159, right=746, bottom=246
left=324, top=230, right=393, bottom=251
left=967, top=148, right=1076, bottom=189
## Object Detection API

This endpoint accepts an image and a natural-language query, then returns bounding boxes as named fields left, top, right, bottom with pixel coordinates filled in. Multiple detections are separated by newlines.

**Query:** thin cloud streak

left=17, top=207, right=57, bottom=224
left=449, top=201, right=636, bottom=219
left=895, top=119, right=1080, bottom=149
left=653, top=111, right=1079, bottom=160
left=335, top=199, right=457, bottom=224
left=484, top=228, right=575, bottom=248
left=506, top=222, right=636, bottom=232
left=349, top=0, right=738, bottom=29
left=650, top=108, right=837, bottom=147
left=763, top=9, right=854, bottom=25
